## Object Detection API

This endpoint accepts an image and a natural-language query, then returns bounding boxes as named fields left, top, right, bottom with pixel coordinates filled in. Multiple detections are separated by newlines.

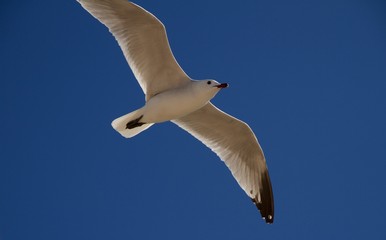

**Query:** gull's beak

left=216, top=83, right=229, bottom=89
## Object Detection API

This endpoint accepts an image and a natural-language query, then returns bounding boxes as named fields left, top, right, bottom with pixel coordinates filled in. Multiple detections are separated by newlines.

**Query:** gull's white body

left=142, top=81, right=222, bottom=122
left=112, top=80, right=223, bottom=137
left=77, top=0, right=274, bottom=223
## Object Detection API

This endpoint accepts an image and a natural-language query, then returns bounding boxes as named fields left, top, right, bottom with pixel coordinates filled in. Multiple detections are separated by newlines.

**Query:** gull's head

left=192, top=79, right=229, bottom=101
left=199, top=79, right=229, bottom=91
left=207, top=80, right=229, bottom=89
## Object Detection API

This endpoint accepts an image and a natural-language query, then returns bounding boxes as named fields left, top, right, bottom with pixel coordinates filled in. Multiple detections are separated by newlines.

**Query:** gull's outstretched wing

left=77, top=0, right=189, bottom=99
left=172, top=103, right=274, bottom=223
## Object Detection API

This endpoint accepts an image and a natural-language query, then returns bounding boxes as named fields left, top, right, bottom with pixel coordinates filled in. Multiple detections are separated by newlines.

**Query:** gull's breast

left=142, top=87, right=210, bottom=123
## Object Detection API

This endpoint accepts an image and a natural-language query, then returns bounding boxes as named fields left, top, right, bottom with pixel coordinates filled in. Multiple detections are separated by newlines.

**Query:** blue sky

left=1, top=0, right=386, bottom=239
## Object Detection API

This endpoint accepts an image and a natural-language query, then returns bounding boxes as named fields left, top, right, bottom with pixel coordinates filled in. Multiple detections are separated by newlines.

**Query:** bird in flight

left=77, top=0, right=274, bottom=223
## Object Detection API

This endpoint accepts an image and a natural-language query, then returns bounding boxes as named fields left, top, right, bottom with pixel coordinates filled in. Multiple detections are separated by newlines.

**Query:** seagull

left=77, top=0, right=274, bottom=223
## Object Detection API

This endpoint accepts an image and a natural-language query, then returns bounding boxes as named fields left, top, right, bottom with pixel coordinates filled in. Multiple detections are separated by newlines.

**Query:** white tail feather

left=111, top=108, right=154, bottom=138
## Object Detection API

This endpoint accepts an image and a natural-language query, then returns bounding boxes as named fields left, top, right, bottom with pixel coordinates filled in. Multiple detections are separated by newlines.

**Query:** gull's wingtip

left=251, top=170, right=274, bottom=224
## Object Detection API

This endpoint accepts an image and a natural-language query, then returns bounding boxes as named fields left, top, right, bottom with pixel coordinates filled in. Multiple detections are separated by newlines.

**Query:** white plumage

left=77, top=0, right=274, bottom=223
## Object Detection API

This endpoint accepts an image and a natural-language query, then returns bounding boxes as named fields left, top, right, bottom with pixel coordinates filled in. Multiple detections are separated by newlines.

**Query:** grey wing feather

left=172, top=103, right=274, bottom=223
left=77, top=0, right=189, bottom=99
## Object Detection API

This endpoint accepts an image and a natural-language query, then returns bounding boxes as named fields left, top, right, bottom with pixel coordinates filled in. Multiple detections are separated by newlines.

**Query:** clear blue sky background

left=1, top=0, right=386, bottom=239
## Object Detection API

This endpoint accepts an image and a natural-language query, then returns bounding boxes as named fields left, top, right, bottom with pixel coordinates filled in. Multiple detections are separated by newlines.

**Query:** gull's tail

left=111, top=108, right=154, bottom=138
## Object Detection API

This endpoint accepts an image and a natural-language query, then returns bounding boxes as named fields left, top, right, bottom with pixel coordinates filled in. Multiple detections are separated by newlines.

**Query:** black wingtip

left=251, top=170, right=274, bottom=224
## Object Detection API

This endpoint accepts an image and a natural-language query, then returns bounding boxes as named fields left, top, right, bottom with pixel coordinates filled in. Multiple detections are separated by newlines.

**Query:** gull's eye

left=207, top=81, right=211, bottom=85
